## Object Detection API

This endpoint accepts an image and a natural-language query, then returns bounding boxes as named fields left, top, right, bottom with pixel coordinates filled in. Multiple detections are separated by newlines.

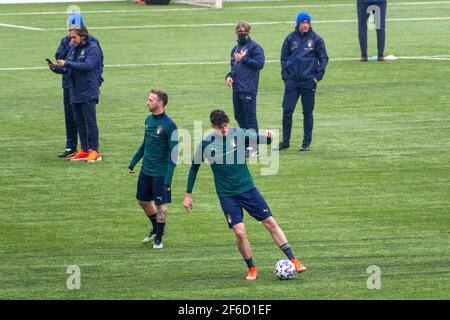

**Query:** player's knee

left=263, top=217, right=278, bottom=232
left=234, top=227, right=247, bottom=240
left=156, top=208, right=167, bottom=222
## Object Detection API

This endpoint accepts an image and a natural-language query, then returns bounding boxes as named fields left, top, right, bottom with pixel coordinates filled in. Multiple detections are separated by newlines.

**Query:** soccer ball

left=274, top=259, right=296, bottom=280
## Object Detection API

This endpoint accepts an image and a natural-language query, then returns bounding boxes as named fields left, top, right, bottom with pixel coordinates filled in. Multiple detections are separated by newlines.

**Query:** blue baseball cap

left=67, top=13, right=84, bottom=29
left=296, top=11, right=311, bottom=26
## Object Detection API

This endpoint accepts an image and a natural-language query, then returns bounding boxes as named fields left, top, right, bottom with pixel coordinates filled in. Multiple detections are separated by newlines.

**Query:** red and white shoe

left=291, top=258, right=307, bottom=273
left=68, top=149, right=89, bottom=161
left=85, top=150, right=102, bottom=162
left=246, top=266, right=258, bottom=281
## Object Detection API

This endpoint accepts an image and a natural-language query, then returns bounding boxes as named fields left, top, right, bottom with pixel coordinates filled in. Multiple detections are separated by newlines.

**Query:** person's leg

left=71, top=103, right=89, bottom=152
left=153, top=204, right=167, bottom=248
left=136, top=172, right=157, bottom=243
left=281, top=85, right=301, bottom=144
left=152, top=176, right=171, bottom=248
left=241, top=187, right=306, bottom=273
left=260, top=216, right=306, bottom=272
left=376, top=1, right=387, bottom=58
left=219, top=195, right=256, bottom=279
left=232, top=222, right=257, bottom=280
left=233, top=91, right=248, bottom=129
left=82, top=100, right=99, bottom=152
left=244, top=94, right=258, bottom=133
left=138, top=201, right=158, bottom=242
left=64, top=88, right=77, bottom=151
left=260, top=216, right=288, bottom=246
left=300, top=86, right=316, bottom=149
left=232, top=222, right=253, bottom=261
left=357, top=1, right=370, bottom=58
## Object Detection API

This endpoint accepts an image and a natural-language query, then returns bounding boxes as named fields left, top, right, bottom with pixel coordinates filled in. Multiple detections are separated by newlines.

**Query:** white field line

left=0, top=1, right=450, bottom=16
left=2, top=16, right=449, bottom=31
left=1, top=55, right=449, bottom=72
left=36, top=16, right=450, bottom=31
left=0, top=22, right=43, bottom=30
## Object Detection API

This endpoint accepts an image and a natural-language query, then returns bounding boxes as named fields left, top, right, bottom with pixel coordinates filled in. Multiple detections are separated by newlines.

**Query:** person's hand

left=226, top=77, right=233, bottom=88
left=234, top=50, right=246, bottom=62
left=48, top=63, right=56, bottom=71
left=128, top=168, right=135, bottom=174
left=265, top=130, right=275, bottom=139
left=183, top=193, right=193, bottom=212
left=57, top=59, right=65, bottom=67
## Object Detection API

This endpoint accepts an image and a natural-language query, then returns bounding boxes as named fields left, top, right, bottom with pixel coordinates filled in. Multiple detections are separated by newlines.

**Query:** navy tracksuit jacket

left=280, top=27, right=329, bottom=145
left=226, top=39, right=265, bottom=133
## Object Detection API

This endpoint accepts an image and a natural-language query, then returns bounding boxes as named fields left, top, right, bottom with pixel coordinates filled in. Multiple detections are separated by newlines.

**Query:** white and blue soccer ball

left=274, top=259, right=296, bottom=280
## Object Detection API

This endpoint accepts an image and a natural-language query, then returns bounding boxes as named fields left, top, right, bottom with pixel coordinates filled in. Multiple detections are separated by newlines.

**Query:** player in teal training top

left=183, top=109, right=306, bottom=280
left=128, top=89, right=178, bottom=249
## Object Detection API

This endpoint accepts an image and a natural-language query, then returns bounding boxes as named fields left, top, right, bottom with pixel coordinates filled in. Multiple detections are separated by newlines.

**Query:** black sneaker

left=299, top=144, right=310, bottom=152
left=273, top=142, right=290, bottom=151
left=57, top=149, right=77, bottom=158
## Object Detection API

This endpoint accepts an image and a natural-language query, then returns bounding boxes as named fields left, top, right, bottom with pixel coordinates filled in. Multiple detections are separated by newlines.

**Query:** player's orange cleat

left=85, top=150, right=102, bottom=162
left=246, top=266, right=257, bottom=281
left=291, top=258, right=307, bottom=273
left=68, top=149, right=89, bottom=161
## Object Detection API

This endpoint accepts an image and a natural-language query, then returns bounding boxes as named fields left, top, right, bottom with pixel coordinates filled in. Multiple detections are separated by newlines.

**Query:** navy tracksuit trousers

left=357, top=0, right=387, bottom=57
left=72, top=100, right=99, bottom=152
left=282, top=80, right=316, bottom=146
left=63, top=88, right=78, bottom=150
left=232, top=91, right=258, bottom=133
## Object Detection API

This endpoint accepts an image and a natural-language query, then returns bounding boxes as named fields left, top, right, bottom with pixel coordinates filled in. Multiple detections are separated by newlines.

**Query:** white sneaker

left=153, top=240, right=163, bottom=249
left=142, top=231, right=156, bottom=243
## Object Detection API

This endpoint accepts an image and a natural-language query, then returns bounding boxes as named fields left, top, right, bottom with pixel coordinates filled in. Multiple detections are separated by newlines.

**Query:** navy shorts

left=136, top=172, right=171, bottom=205
left=218, top=188, right=272, bottom=228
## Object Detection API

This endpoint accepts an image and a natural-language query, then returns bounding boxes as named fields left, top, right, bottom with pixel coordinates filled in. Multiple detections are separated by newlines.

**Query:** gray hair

left=235, top=21, right=251, bottom=32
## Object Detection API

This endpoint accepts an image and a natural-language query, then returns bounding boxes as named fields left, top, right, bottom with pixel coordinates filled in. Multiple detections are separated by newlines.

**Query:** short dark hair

left=150, top=89, right=168, bottom=107
left=210, top=109, right=230, bottom=127
left=70, top=26, right=89, bottom=42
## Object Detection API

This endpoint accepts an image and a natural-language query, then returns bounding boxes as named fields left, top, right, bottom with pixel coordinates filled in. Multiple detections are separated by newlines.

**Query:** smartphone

left=45, top=58, right=54, bottom=65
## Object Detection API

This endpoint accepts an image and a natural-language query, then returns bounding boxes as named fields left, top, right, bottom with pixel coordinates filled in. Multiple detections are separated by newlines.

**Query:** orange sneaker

left=246, top=266, right=257, bottom=281
left=291, top=258, right=307, bottom=273
left=85, top=150, right=102, bottom=162
left=68, top=149, right=89, bottom=161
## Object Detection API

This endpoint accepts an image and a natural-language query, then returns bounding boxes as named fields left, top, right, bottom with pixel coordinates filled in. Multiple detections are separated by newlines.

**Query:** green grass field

left=0, top=0, right=449, bottom=300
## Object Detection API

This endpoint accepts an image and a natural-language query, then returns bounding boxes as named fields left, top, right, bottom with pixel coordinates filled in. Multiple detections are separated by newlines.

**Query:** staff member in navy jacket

left=225, top=21, right=265, bottom=157
left=54, top=13, right=104, bottom=158
left=276, top=12, right=328, bottom=152
left=357, top=0, right=387, bottom=62
left=50, top=25, right=103, bottom=162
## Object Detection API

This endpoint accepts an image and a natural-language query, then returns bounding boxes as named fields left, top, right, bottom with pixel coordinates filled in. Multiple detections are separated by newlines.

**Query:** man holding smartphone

left=49, top=13, right=103, bottom=159
left=49, top=19, right=104, bottom=162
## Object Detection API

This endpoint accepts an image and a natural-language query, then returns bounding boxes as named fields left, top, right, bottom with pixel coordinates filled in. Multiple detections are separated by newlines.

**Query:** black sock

left=148, top=214, right=157, bottom=231
left=156, top=222, right=166, bottom=241
left=244, top=257, right=255, bottom=269
left=280, top=243, right=295, bottom=260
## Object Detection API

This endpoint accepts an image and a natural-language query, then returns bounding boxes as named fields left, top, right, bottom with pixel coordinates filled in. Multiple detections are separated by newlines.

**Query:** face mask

left=237, top=34, right=250, bottom=45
